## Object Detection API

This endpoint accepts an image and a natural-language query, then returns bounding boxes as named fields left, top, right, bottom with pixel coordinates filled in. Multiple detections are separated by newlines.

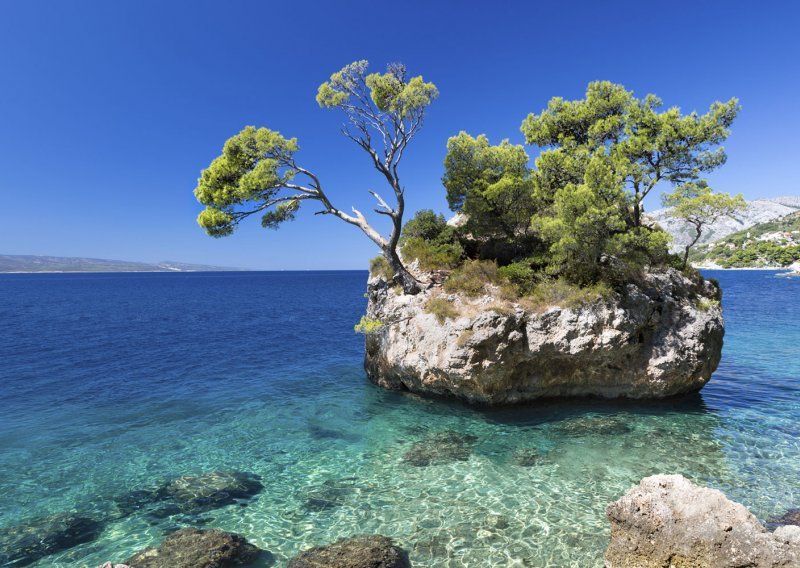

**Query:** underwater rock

left=288, top=535, right=410, bottom=568
left=0, top=513, right=104, bottom=566
left=364, top=268, right=724, bottom=404
left=402, top=430, right=477, bottom=466
left=159, top=470, right=264, bottom=513
left=484, top=514, right=509, bottom=530
left=768, top=509, right=800, bottom=529
left=124, top=527, right=262, bottom=568
left=303, top=478, right=358, bottom=512
left=116, top=471, right=264, bottom=519
left=552, top=416, right=632, bottom=437
left=97, top=563, right=131, bottom=568
left=605, top=474, right=800, bottom=567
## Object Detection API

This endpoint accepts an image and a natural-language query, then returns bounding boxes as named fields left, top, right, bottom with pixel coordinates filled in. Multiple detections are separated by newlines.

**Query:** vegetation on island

left=193, top=60, right=437, bottom=294
left=192, top=64, right=742, bottom=299
left=690, top=211, right=800, bottom=267
left=397, top=82, right=742, bottom=300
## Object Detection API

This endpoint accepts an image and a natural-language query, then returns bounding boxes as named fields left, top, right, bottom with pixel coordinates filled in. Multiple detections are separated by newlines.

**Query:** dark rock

left=403, top=430, right=477, bottom=467
left=0, top=513, right=103, bottom=566
left=288, top=535, right=410, bottom=568
left=124, top=527, right=262, bottom=568
left=768, top=509, right=800, bottom=529
left=116, top=471, right=264, bottom=520
left=552, top=416, right=631, bottom=437
left=158, top=471, right=263, bottom=513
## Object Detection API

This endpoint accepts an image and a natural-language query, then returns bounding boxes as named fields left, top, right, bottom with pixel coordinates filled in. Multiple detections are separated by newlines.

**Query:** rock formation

left=364, top=268, right=724, bottom=405
left=124, top=528, right=261, bottom=568
left=605, top=474, right=800, bottom=567
left=288, top=535, right=410, bottom=568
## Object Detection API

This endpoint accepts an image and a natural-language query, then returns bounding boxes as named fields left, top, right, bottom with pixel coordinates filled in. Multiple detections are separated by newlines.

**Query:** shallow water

left=0, top=270, right=797, bottom=567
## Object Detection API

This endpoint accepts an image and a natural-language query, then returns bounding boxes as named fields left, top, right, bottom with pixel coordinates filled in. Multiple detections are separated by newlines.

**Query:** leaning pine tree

left=193, top=61, right=438, bottom=294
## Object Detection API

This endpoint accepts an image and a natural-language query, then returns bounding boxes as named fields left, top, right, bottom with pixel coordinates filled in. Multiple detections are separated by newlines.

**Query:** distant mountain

left=0, top=255, right=243, bottom=273
left=689, top=211, right=800, bottom=268
left=649, top=196, right=800, bottom=252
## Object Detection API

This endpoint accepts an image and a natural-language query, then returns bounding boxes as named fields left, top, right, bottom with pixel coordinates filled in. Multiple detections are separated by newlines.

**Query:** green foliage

left=317, top=60, right=438, bottom=119
left=697, top=298, right=720, bottom=312
left=369, top=255, right=395, bottom=280
left=401, top=237, right=463, bottom=270
left=425, top=297, right=459, bottom=324
left=662, top=183, right=746, bottom=266
left=443, top=260, right=500, bottom=297
left=497, top=261, right=538, bottom=296
left=194, top=126, right=302, bottom=237
left=354, top=316, right=384, bottom=334
left=442, top=133, right=538, bottom=260
left=399, top=209, right=463, bottom=270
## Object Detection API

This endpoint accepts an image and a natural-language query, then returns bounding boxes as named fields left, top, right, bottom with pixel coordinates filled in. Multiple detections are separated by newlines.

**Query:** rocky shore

left=364, top=268, right=724, bottom=405
left=605, top=475, right=800, bottom=567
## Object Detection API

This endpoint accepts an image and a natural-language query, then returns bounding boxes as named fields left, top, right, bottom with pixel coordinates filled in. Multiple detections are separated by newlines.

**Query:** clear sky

left=1, top=1, right=799, bottom=269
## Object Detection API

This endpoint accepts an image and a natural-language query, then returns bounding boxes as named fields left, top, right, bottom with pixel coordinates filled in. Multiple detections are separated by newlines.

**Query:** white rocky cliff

left=363, top=268, right=724, bottom=405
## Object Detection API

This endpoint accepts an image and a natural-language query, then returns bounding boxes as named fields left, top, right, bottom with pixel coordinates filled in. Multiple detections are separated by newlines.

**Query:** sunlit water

left=0, top=270, right=798, bottom=567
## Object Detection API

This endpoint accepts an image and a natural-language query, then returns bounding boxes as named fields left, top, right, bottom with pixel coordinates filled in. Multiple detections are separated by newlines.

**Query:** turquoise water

left=0, top=270, right=798, bottom=567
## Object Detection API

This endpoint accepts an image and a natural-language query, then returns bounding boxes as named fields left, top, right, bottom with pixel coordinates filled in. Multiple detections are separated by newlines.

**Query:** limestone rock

left=604, top=474, right=800, bottom=567
left=125, top=528, right=261, bottom=568
left=364, top=268, right=723, bottom=405
left=288, top=535, right=410, bottom=568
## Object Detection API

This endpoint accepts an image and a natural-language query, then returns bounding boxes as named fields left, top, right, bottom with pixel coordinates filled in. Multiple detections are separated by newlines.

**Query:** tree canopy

left=194, top=60, right=438, bottom=293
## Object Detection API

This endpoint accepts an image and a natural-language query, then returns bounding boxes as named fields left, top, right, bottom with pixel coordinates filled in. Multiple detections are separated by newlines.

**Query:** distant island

left=0, top=255, right=242, bottom=273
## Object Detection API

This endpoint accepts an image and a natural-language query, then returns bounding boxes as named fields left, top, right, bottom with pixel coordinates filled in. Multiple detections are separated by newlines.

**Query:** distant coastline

left=0, top=254, right=243, bottom=273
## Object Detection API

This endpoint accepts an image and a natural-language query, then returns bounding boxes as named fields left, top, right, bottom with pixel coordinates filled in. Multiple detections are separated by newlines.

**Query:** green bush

left=498, top=261, right=538, bottom=296
left=443, top=259, right=500, bottom=297
left=401, top=237, right=463, bottom=270
left=697, top=298, right=720, bottom=312
left=354, top=316, right=384, bottom=334
left=369, top=255, right=395, bottom=280
left=425, top=297, right=459, bottom=324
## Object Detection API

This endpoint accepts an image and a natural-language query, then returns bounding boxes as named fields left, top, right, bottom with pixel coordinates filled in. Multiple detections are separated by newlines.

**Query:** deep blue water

left=0, top=270, right=798, bottom=567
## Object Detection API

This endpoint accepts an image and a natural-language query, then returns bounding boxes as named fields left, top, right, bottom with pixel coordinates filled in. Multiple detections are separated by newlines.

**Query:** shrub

left=523, top=279, right=612, bottom=311
left=443, top=259, right=500, bottom=297
left=456, top=328, right=474, bottom=347
left=425, top=297, right=459, bottom=324
left=369, top=255, right=395, bottom=280
left=401, top=237, right=463, bottom=270
left=697, top=298, right=720, bottom=312
left=498, top=261, right=538, bottom=296
left=354, top=316, right=384, bottom=334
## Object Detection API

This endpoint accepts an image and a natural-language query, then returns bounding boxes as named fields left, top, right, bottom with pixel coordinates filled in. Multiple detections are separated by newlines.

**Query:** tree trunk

left=683, top=224, right=703, bottom=269
left=385, top=248, right=421, bottom=295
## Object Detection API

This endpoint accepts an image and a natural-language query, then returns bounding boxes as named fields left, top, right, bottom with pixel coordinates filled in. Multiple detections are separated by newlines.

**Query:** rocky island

left=364, top=265, right=723, bottom=404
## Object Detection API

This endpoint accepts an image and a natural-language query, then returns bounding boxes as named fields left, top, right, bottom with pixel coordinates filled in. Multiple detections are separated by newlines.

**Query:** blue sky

left=1, top=1, right=798, bottom=269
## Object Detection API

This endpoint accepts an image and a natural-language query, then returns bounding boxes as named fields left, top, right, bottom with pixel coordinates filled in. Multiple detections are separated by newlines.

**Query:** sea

left=0, top=270, right=798, bottom=567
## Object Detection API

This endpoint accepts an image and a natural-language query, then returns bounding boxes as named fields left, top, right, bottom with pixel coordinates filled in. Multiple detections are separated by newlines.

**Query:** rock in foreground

left=365, top=268, right=723, bottom=405
left=605, top=474, right=800, bottom=567
left=288, top=535, right=410, bottom=568
left=124, top=528, right=261, bottom=568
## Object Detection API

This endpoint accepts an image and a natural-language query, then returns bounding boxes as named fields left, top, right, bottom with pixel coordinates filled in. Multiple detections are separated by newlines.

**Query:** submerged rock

left=288, top=535, right=410, bottom=568
left=768, top=509, right=800, bottom=529
left=402, top=430, right=477, bottom=466
left=364, top=268, right=724, bottom=405
left=0, top=513, right=103, bottom=566
left=303, top=478, right=358, bottom=512
left=116, top=470, right=264, bottom=519
left=124, top=527, right=262, bottom=568
left=605, top=474, right=800, bottom=567
left=552, top=415, right=632, bottom=437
